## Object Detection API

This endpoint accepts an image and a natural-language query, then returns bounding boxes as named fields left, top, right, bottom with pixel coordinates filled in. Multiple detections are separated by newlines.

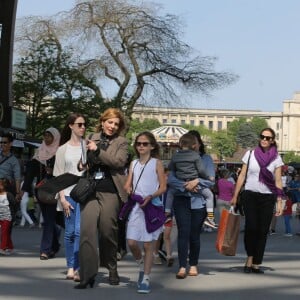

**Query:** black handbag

left=70, top=176, right=96, bottom=205
left=36, top=173, right=80, bottom=205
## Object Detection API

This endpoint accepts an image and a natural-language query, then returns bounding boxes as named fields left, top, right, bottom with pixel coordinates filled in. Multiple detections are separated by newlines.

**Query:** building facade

left=132, top=91, right=300, bottom=154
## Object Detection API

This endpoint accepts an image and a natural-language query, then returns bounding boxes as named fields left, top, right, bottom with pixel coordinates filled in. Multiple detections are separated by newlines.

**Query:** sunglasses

left=73, top=123, right=86, bottom=128
left=0, top=141, right=9, bottom=145
left=260, top=134, right=273, bottom=141
left=136, top=142, right=151, bottom=147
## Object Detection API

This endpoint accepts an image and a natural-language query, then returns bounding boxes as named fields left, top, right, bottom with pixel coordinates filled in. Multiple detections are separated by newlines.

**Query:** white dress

left=126, top=158, right=163, bottom=242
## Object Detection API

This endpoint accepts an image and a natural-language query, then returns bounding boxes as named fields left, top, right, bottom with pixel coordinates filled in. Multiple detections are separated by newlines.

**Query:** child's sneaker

left=137, top=279, right=151, bottom=294
left=0, top=249, right=7, bottom=255
left=137, top=271, right=144, bottom=288
left=204, top=217, right=218, bottom=229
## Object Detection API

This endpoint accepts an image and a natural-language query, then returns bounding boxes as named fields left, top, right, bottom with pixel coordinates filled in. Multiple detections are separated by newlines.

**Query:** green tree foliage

left=236, top=122, right=258, bottom=148
left=227, top=117, right=247, bottom=137
left=211, top=131, right=236, bottom=159
left=13, top=37, right=100, bottom=137
left=126, top=118, right=161, bottom=145
left=251, top=117, right=268, bottom=136
left=283, top=151, right=300, bottom=164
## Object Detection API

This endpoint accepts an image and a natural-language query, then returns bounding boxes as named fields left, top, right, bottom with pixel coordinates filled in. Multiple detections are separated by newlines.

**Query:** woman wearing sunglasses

left=231, top=127, right=284, bottom=274
left=53, top=113, right=86, bottom=282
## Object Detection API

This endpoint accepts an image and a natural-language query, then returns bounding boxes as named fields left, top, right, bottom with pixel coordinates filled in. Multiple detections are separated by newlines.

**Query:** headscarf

left=254, top=145, right=284, bottom=197
left=33, top=127, right=60, bottom=164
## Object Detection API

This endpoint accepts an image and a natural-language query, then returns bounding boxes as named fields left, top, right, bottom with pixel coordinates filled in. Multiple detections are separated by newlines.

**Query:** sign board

left=11, top=108, right=26, bottom=130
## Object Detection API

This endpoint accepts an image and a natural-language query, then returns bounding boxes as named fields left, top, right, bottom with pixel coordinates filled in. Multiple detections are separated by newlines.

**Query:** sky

left=16, top=0, right=300, bottom=112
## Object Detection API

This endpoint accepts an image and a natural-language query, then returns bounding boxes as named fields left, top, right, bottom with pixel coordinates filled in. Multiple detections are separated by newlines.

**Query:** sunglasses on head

left=260, top=134, right=273, bottom=141
left=73, top=122, right=86, bottom=128
left=136, top=142, right=150, bottom=147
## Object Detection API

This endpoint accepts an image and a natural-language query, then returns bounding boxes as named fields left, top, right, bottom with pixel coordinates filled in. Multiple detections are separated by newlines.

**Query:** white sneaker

left=284, top=233, right=293, bottom=237
left=0, top=249, right=9, bottom=256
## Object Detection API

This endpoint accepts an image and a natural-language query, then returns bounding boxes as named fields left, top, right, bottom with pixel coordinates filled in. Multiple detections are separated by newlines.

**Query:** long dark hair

left=259, top=127, right=277, bottom=148
left=188, top=130, right=206, bottom=155
left=60, top=113, right=85, bottom=145
left=134, top=131, right=160, bottom=158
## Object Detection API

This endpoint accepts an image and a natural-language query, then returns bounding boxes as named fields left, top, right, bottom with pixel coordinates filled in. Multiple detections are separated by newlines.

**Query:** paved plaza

left=1, top=217, right=300, bottom=300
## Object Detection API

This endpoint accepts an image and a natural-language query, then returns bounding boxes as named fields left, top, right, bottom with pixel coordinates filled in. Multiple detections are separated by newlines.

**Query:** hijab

left=33, top=127, right=60, bottom=164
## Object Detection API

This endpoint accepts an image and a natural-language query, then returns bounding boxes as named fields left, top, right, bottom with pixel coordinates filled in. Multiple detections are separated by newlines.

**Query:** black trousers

left=243, top=190, right=276, bottom=265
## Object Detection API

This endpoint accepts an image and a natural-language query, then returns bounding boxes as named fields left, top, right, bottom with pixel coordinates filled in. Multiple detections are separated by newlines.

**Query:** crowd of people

left=1, top=115, right=300, bottom=293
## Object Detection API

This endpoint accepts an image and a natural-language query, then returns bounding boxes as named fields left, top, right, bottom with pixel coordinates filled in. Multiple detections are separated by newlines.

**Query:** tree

left=236, top=123, right=258, bottom=148
left=13, top=36, right=100, bottom=137
left=15, top=0, right=237, bottom=127
left=251, top=117, right=268, bottom=136
left=211, top=131, right=236, bottom=159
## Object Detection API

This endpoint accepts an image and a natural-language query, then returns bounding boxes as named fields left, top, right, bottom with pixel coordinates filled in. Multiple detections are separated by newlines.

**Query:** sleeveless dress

left=126, top=158, right=163, bottom=242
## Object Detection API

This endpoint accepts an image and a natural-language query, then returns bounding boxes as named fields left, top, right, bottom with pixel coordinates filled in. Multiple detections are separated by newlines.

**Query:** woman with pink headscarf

left=21, top=127, right=61, bottom=260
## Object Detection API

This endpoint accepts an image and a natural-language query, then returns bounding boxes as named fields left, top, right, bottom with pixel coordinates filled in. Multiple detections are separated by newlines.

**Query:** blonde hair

left=95, top=108, right=126, bottom=134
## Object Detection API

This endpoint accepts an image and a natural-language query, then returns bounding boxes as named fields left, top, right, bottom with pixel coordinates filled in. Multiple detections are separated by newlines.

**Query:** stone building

left=132, top=91, right=300, bottom=155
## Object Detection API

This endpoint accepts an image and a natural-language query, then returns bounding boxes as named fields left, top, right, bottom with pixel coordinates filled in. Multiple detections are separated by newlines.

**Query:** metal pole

left=0, top=0, right=18, bottom=129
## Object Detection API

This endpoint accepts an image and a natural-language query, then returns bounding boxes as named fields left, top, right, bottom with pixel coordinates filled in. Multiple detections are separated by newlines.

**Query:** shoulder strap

left=132, top=158, right=151, bottom=194
left=0, top=153, right=12, bottom=166
left=244, top=150, right=252, bottom=184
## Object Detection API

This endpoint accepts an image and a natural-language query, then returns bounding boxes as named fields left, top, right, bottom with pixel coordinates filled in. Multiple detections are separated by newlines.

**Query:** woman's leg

left=188, top=207, right=207, bottom=267
left=39, top=203, right=57, bottom=256
left=64, top=197, right=77, bottom=274
left=173, top=196, right=191, bottom=269
left=20, top=192, right=34, bottom=226
left=79, top=198, right=100, bottom=283
left=97, top=192, right=120, bottom=272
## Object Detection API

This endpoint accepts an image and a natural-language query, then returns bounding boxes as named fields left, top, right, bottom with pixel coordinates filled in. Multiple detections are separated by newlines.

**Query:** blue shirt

left=167, top=153, right=215, bottom=209
left=0, top=152, right=21, bottom=181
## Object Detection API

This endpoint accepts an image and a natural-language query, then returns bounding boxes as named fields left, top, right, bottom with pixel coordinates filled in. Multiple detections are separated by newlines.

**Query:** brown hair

left=179, top=133, right=197, bottom=150
left=134, top=131, right=160, bottom=158
left=96, top=108, right=126, bottom=135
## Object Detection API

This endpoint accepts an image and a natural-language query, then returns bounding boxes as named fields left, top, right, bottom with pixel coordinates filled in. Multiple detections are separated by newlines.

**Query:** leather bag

left=216, top=208, right=241, bottom=256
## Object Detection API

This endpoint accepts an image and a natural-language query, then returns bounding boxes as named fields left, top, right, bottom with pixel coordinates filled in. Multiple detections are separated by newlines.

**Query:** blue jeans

left=284, top=215, right=292, bottom=234
left=64, top=196, right=80, bottom=271
left=173, top=195, right=207, bottom=268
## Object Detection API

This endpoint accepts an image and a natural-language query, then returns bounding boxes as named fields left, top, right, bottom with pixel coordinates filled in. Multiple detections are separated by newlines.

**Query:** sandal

left=73, top=270, right=80, bottom=282
left=188, top=266, right=198, bottom=276
left=40, top=253, right=49, bottom=260
left=176, top=268, right=187, bottom=279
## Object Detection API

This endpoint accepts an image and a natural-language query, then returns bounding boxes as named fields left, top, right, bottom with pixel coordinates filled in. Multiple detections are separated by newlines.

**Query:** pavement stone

left=0, top=216, right=300, bottom=300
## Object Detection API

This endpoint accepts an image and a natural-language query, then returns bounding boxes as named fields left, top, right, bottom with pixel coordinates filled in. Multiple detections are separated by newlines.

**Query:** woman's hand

left=184, top=178, right=199, bottom=192
left=61, top=199, right=73, bottom=217
left=87, top=140, right=97, bottom=151
left=275, top=199, right=284, bottom=216
left=139, top=195, right=152, bottom=208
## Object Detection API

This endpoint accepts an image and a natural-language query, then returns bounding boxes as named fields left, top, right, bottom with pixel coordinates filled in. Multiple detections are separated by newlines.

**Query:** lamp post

left=0, top=0, right=18, bottom=129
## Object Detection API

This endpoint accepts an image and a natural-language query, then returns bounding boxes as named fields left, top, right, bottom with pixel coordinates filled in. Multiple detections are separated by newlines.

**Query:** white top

left=132, top=158, right=159, bottom=197
left=0, top=193, right=11, bottom=221
left=243, top=150, right=284, bottom=194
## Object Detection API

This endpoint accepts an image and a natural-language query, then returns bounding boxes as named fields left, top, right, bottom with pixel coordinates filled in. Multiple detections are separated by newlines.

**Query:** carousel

left=151, top=125, right=188, bottom=160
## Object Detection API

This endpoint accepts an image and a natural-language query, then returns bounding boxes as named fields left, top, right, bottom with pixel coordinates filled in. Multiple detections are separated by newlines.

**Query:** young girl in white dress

left=124, top=131, right=166, bottom=294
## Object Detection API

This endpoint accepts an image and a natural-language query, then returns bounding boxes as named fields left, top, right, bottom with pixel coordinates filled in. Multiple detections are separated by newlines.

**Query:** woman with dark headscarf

left=21, top=127, right=61, bottom=260
left=231, top=127, right=284, bottom=274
